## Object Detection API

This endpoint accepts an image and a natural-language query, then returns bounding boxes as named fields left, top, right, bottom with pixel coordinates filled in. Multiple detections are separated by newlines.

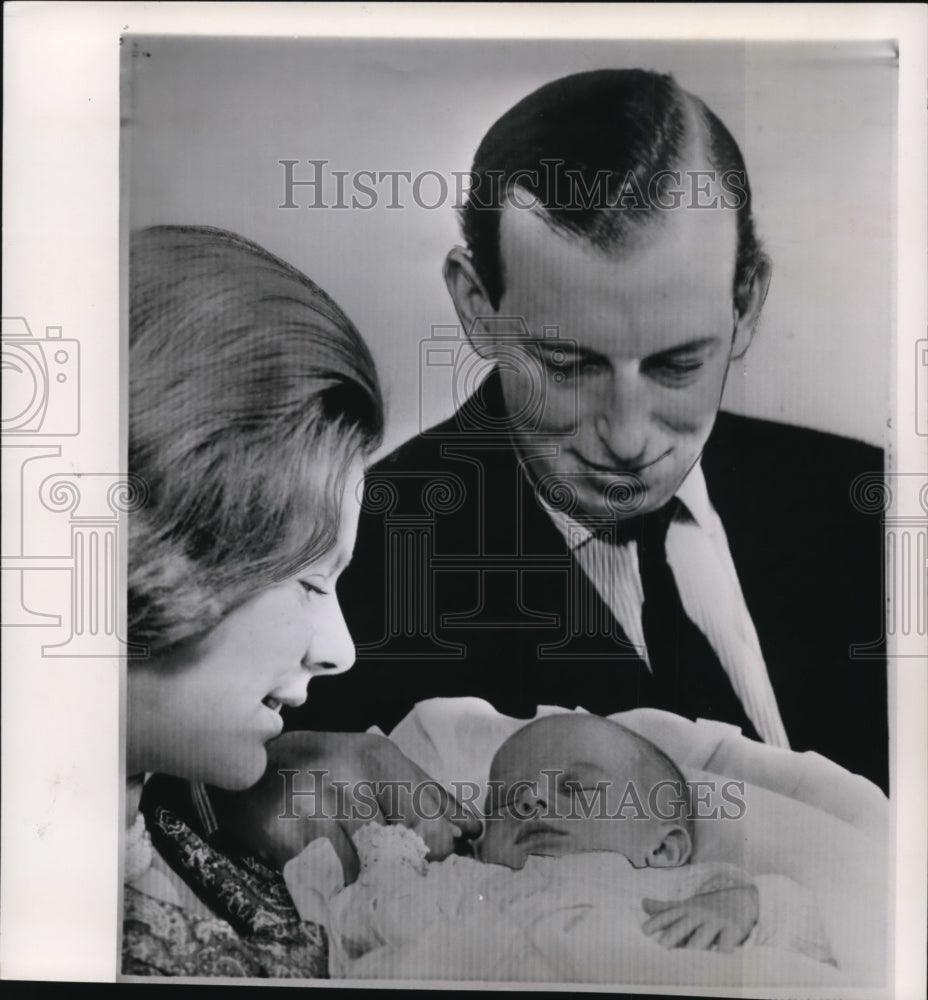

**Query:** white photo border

left=2, top=3, right=925, bottom=995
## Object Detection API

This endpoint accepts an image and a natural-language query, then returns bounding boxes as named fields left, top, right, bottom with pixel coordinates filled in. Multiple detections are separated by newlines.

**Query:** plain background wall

left=124, top=37, right=895, bottom=454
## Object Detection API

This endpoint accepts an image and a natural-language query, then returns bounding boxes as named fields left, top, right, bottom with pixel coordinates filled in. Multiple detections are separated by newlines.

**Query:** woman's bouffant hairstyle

left=129, top=225, right=384, bottom=654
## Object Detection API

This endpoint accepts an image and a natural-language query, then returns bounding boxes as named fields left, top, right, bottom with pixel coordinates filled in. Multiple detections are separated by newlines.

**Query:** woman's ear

left=443, top=247, right=497, bottom=358
left=731, top=255, right=772, bottom=359
left=646, top=823, right=693, bottom=868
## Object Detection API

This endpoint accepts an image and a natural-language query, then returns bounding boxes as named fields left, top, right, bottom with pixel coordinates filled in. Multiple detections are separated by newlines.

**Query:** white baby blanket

left=323, top=822, right=837, bottom=983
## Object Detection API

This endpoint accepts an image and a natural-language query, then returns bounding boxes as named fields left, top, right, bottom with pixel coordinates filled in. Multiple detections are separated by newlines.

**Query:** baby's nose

left=513, top=784, right=546, bottom=815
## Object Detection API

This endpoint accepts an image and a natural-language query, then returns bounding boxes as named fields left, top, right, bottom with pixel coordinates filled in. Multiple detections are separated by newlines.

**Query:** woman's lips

left=261, top=697, right=285, bottom=738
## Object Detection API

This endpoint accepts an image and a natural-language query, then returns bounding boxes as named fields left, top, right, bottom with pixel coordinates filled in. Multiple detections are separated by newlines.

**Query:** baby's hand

left=211, top=731, right=481, bottom=883
left=641, top=884, right=759, bottom=952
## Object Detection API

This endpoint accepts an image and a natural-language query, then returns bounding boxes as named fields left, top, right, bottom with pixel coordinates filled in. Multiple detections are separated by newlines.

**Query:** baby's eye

left=504, top=788, right=524, bottom=809
left=560, top=775, right=605, bottom=797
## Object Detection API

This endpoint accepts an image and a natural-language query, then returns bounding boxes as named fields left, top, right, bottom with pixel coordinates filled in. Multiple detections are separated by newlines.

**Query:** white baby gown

left=286, top=823, right=837, bottom=984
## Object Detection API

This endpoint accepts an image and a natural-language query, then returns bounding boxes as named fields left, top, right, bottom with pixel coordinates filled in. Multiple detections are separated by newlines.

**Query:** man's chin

left=573, top=489, right=673, bottom=525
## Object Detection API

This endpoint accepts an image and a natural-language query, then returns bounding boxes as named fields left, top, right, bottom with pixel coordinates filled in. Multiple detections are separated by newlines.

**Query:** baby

left=477, top=713, right=752, bottom=950
left=215, top=715, right=835, bottom=981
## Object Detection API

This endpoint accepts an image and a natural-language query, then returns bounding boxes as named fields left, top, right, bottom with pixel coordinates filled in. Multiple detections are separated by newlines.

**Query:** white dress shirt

left=541, top=463, right=790, bottom=748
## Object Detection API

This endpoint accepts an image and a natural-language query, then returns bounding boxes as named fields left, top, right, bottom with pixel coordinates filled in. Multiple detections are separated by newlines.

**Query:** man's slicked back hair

left=460, top=69, right=765, bottom=314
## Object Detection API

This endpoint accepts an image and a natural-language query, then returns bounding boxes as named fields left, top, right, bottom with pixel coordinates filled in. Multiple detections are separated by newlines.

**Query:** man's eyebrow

left=534, top=342, right=605, bottom=361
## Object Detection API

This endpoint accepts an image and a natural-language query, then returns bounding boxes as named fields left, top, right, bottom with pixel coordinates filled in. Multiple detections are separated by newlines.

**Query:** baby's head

left=477, top=714, right=693, bottom=870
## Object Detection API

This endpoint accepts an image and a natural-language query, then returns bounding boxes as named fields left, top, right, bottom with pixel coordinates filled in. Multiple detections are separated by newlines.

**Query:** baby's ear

left=646, top=824, right=693, bottom=868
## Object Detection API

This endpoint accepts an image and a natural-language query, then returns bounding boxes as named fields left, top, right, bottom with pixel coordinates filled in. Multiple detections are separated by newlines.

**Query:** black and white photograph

left=2, top=4, right=926, bottom=994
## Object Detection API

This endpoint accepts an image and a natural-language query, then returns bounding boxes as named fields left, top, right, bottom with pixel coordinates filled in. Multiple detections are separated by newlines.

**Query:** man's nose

left=305, top=597, right=356, bottom=677
left=594, top=369, right=649, bottom=466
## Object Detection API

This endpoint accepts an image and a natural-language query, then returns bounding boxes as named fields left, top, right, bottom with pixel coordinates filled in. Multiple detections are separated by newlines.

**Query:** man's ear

left=443, top=247, right=497, bottom=358
left=646, top=823, right=693, bottom=869
left=731, top=255, right=772, bottom=359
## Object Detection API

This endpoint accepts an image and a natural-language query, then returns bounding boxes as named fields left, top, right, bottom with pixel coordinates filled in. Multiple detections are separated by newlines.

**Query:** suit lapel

left=700, top=412, right=797, bottom=705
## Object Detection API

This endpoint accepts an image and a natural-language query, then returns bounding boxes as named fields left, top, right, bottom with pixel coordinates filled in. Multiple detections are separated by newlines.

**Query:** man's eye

left=540, top=354, right=572, bottom=374
left=542, top=355, right=604, bottom=378
left=650, top=357, right=705, bottom=382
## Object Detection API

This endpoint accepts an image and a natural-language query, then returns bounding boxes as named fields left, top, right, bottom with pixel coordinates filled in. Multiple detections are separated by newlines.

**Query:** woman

left=123, top=226, right=470, bottom=978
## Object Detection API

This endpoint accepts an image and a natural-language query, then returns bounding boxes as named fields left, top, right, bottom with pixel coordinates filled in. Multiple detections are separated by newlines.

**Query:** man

left=294, top=69, right=887, bottom=792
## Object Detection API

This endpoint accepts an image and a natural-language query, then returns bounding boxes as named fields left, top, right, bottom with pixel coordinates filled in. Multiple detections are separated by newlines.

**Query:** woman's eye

left=298, top=580, right=327, bottom=597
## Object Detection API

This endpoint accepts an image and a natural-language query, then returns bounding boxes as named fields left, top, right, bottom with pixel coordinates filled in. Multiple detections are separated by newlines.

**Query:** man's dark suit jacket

left=292, top=373, right=888, bottom=792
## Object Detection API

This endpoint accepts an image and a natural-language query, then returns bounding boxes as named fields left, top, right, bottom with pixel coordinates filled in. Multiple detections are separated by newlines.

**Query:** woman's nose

left=305, top=596, right=356, bottom=677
